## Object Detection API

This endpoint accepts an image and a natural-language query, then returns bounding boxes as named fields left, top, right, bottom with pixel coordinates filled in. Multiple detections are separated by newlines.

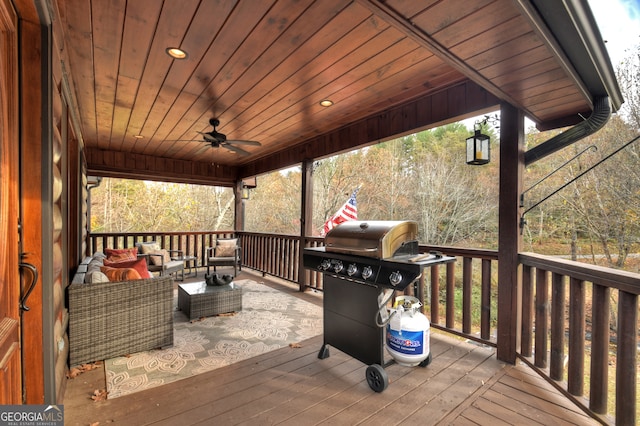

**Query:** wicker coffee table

left=177, top=281, right=242, bottom=320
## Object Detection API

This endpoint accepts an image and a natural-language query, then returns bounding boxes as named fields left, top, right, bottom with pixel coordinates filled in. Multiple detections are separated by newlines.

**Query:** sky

left=588, top=0, right=640, bottom=64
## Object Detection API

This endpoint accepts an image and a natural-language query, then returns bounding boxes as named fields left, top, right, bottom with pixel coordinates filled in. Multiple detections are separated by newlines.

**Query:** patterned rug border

left=105, top=279, right=323, bottom=399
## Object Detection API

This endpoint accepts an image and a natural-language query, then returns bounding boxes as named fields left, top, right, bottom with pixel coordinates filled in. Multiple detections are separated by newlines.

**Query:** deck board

left=63, top=272, right=600, bottom=426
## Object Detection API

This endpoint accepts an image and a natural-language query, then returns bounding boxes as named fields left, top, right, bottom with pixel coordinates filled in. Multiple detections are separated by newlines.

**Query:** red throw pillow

left=100, top=266, right=142, bottom=281
left=103, top=257, right=152, bottom=279
left=104, top=247, right=138, bottom=262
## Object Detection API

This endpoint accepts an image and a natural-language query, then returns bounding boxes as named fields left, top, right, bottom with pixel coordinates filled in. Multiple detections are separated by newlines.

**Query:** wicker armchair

left=206, top=238, right=241, bottom=276
left=135, top=241, right=185, bottom=280
left=68, top=259, right=174, bottom=366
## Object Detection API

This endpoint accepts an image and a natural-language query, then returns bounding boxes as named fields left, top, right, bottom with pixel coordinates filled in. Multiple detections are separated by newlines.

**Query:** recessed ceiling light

left=166, top=47, right=188, bottom=59
left=319, top=99, right=334, bottom=107
left=133, top=135, right=144, bottom=139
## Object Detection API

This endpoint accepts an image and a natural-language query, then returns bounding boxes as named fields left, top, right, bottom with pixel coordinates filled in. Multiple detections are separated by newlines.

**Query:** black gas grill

left=303, top=220, right=455, bottom=391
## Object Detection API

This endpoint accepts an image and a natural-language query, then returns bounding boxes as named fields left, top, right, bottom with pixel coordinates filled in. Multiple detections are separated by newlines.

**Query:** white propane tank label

left=387, top=326, right=425, bottom=356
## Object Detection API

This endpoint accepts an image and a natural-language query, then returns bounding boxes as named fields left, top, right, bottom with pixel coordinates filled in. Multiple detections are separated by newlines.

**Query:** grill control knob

left=362, top=266, right=373, bottom=280
left=319, top=259, right=331, bottom=271
left=333, top=260, right=344, bottom=273
left=346, top=263, right=358, bottom=276
left=389, top=271, right=403, bottom=286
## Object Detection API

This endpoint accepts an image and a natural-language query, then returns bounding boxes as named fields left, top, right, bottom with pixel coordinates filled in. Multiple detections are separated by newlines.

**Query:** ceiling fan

left=176, top=118, right=261, bottom=156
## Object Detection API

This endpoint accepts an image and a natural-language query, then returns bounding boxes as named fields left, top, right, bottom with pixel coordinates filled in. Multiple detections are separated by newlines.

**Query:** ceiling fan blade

left=222, top=143, right=250, bottom=156
left=225, top=139, right=261, bottom=146
left=192, top=143, right=211, bottom=156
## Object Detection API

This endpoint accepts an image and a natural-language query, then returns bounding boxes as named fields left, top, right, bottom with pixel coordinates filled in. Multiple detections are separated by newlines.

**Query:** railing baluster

left=567, top=277, right=585, bottom=396
left=446, top=261, right=455, bottom=329
left=590, top=283, right=610, bottom=414
left=521, top=264, right=533, bottom=356
left=462, top=257, right=472, bottom=334
left=550, top=272, right=566, bottom=381
left=481, top=258, right=492, bottom=341
left=430, top=264, right=440, bottom=325
left=535, top=268, right=549, bottom=369
left=616, top=290, right=637, bottom=426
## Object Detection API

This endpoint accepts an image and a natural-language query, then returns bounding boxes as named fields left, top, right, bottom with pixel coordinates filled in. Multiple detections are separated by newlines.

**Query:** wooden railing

left=87, top=231, right=637, bottom=424
left=87, top=231, right=236, bottom=268
left=238, top=232, right=301, bottom=283
left=417, top=245, right=499, bottom=346
left=519, top=252, right=639, bottom=425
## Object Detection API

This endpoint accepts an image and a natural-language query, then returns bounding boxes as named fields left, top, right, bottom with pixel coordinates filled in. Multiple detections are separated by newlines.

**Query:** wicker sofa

left=67, top=255, right=174, bottom=366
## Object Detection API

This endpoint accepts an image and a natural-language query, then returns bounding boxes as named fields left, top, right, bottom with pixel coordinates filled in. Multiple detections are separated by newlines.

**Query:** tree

left=408, top=124, right=498, bottom=245
left=616, top=40, right=640, bottom=130
left=91, top=178, right=234, bottom=232
left=244, top=168, right=301, bottom=234
left=309, top=123, right=500, bottom=246
left=560, top=117, right=640, bottom=267
left=312, top=153, right=364, bottom=235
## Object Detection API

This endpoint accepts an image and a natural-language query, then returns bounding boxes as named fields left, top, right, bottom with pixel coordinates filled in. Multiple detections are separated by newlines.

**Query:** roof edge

left=528, top=0, right=623, bottom=112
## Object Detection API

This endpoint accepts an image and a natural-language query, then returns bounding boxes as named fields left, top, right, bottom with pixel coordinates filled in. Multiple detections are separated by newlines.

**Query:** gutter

left=524, top=96, right=611, bottom=166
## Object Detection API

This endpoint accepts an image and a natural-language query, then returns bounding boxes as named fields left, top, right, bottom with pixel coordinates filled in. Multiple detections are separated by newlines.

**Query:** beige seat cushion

left=150, top=249, right=172, bottom=265
left=215, top=239, right=238, bottom=257
left=138, top=242, right=160, bottom=254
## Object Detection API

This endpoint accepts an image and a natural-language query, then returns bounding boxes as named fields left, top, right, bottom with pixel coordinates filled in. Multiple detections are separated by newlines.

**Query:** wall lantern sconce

left=466, top=115, right=498, bottom=165
left=241, top=177, right=256, bottom=200
left=241, top=187, right=250, bottom=200
left=466, top=123, right=490, bottom=165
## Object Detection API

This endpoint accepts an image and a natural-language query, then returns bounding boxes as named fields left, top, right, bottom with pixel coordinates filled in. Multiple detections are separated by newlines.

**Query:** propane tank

left=386, top=295, right=430, bottom=367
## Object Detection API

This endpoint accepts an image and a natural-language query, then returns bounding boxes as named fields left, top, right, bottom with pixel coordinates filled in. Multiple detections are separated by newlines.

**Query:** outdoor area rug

left=104, top=279, right=323, bottom=399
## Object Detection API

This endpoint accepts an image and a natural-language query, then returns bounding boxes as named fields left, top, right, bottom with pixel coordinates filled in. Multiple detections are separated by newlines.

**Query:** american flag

left=321, top=188, right=359, bottom=236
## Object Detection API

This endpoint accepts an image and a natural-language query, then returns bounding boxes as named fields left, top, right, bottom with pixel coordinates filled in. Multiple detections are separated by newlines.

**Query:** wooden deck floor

left=63, top=272, right=599, bottom=425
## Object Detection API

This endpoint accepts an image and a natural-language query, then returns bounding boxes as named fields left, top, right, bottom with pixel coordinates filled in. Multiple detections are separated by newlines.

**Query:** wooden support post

left=299, top=159, right=314, bottom=291
left=496, top=102, right=524, bottom=363
left=234, top=180, right=244, bottom=231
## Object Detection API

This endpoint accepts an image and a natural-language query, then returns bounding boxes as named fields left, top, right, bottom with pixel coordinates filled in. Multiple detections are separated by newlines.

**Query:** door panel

left=0, top=0, right=22, bottom=404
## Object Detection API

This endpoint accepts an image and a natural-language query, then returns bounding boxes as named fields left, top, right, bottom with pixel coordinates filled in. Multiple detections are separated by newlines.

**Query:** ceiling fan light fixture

left=319, top=99, right=334, bottom=107
left=166, top=47, right=188, bottom=59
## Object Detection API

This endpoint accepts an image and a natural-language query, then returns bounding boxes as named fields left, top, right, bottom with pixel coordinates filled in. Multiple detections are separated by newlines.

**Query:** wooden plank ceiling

left=55, top=0, right=608, bottom=184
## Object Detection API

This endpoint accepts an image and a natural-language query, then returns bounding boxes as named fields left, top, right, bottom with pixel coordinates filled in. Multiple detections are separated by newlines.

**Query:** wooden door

left=0, top=0, right=22, bottom=404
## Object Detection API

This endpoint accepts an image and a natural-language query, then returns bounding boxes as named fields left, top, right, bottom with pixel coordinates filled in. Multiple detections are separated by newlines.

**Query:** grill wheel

left=366, top=364, right=388, bottom=392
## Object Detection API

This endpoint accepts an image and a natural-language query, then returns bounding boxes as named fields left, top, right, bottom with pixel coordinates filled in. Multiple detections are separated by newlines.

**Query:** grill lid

left=324, top=220, right=418, bottom=259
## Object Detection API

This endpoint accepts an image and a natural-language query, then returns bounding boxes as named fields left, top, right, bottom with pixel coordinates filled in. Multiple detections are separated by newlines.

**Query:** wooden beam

left=240, top=80, right=499, bottom=177
left=85, top=147, right=239, bottom=186
left=497, top=102, right=524, bottom=364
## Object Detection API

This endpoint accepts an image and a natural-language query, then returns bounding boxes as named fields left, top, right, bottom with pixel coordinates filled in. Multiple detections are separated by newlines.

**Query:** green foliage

left=91, top=179, right=234, bottom=232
